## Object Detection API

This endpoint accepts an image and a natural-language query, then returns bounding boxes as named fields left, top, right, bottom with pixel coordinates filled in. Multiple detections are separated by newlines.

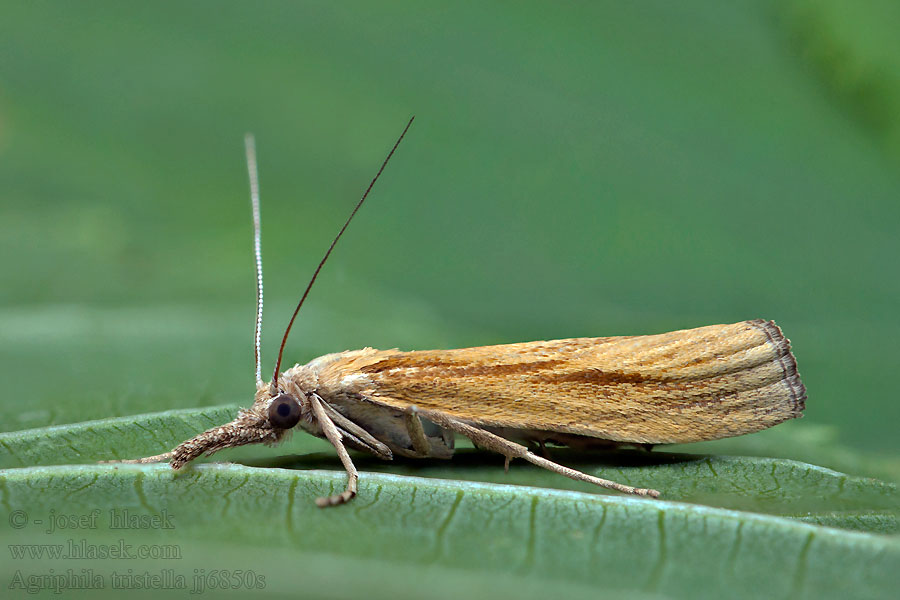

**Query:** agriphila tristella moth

left=119, top=116, right=806, bottom=506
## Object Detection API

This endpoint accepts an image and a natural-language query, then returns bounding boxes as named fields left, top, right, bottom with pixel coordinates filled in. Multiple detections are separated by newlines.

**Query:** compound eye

left=268, top=393, right=301, bottom=429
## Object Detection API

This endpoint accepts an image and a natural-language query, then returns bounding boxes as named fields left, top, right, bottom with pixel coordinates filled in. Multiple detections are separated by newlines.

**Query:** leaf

left=671, top=422, right=900, bottom=484
left=1, top=464, right=897, bottom=600
left=0, top=406, right=896, bottom=535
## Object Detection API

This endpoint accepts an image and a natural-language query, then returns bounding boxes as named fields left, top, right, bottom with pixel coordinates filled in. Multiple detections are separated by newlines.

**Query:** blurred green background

left=2, top=0, right=898, bottom=455
left=2, top=1, right=900, bottom=598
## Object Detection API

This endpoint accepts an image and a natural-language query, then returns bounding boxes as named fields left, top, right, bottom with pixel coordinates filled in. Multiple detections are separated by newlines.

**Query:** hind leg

left=419, top=410, right=660, bottom=498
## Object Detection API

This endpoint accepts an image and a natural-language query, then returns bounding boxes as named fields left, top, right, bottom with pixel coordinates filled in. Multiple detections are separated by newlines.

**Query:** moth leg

left=440, top=427, right=455, bottom=450
left=321, top=402, right=393, bottom=460
left=537, top=440, right=552, bottom=460
left=402, top=406, right=432, bottom=457
left=419, top=410, right=660, bottom=498
left=309, top=393, right=358, bottom=507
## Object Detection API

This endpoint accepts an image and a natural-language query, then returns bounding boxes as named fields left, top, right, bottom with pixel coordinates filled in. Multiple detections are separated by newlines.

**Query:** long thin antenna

left=245, top=133, right=265, bottom=387
left=271, top=116, right=415, bottom=386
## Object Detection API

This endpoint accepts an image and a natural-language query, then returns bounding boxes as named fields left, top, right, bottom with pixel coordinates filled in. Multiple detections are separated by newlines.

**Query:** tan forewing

left=316, top=320, right=806, bottom=445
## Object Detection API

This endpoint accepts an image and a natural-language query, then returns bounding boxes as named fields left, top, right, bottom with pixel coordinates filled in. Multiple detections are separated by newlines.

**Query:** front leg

left=419, top=410, right=660, bottom=498
left=309, top=393, right=359, bottom=507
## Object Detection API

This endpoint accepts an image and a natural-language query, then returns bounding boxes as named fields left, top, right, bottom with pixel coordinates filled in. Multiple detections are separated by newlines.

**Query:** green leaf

left=1, top=464, right=897, bottom=600
left=0, top=406, right=896, bottom=536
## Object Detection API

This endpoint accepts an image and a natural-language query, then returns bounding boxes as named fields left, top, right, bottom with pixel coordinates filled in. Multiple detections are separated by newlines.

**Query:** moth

left=122, top=117, right=806, bottom=506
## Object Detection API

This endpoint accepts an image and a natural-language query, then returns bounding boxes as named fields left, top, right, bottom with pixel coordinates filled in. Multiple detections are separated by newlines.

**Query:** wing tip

left=747, top=319, right=807, bottom=416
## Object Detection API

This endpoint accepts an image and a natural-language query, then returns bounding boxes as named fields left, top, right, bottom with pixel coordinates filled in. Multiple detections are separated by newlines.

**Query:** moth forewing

left=349, top=319, right=805, bottom=445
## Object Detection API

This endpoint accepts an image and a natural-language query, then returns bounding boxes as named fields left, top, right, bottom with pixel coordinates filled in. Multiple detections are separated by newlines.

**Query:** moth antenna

left=245, top=133, right=265, bottom=387
left=271, top=116, right=415, bottom=385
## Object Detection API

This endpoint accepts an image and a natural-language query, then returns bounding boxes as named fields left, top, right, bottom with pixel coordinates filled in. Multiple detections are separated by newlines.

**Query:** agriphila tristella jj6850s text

left=120, top=117, right=806, bottom=506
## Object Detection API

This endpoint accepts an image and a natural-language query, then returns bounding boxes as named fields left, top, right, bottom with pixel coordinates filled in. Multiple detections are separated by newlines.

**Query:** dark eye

left=268, top=393, right=301, bottom=429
